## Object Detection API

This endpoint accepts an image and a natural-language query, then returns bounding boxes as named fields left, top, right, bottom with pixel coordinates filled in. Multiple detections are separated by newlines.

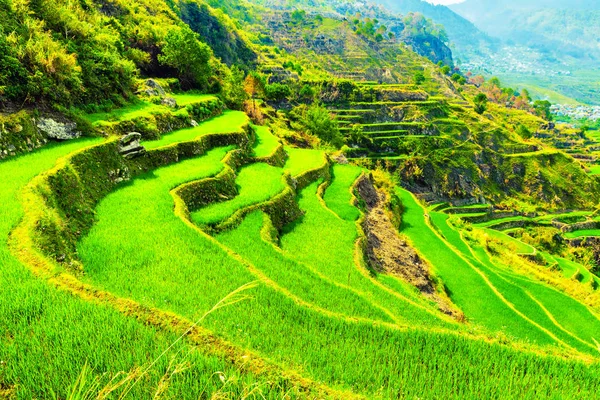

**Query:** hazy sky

left=424, top=0, right=465, bottom=4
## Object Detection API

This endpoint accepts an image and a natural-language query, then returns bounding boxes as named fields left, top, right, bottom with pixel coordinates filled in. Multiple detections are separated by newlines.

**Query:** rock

left=37, top=118, right=81, bottom=140
left=145, top=79, right=166, bottom=97
left=333, top=154, right=349, bottom=164
left=161, top=97, right=177, bottom=108
left=190, top=120, right=199, bottom=127
left=119, top=132, right=146, bottom=159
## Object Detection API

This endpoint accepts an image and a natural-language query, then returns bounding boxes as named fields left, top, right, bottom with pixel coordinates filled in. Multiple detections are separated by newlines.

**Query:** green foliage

left=533, top=100, right=553, bottom=121
left=413, top=71, right=426, bottom=85
left=474, top=93, right=488, bottom=114
left=441, top=65, right=451, bottom=75
left=516, top=124, right=533, bottom=139
left=264, top=83, right=292, bottom=101
left=291, top=9, right=307, bottom=24
left=299, top=84, right=315, bottom=100
left=179, top=0, right=257, bottom=67
left=291, top=103, right=343, bottom=148
left=221, top=65, right=247, bottom=109
left=159, top=26, right=214, bottom=90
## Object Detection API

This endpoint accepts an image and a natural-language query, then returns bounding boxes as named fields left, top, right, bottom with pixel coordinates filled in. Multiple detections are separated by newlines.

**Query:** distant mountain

left=451, top=0, right=600, bottom=60
left=372, top=0, right=498, bottom=58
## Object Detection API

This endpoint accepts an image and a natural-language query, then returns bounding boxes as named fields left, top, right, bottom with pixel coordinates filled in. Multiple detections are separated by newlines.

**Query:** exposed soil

left=356, top=175, right=463, bottom=320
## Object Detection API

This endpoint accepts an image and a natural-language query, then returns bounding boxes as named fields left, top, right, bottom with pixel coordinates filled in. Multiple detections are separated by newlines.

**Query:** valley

left=0, top=0, right=599, bottom=398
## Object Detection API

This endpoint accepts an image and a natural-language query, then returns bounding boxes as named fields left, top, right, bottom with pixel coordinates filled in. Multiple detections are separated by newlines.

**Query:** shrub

left=291, top=103, right=343, bottom=148
left=516, top=124, right=532, bottom=139
left=474, top=93, right=488, bottom=115
left=414, top=71, right=425, bottom=85
left=265, top=83, right=291, bottom=101
left=158, top=26, right=214, bottom=90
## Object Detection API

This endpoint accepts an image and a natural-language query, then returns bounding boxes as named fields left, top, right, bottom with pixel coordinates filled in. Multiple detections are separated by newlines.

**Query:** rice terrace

left=2, top=0, right=600, bottom=398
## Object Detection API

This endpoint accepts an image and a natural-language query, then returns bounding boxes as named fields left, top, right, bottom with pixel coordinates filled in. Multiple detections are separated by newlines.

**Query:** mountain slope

left=452, top=0, right=600, bottom=60
left=372, top=0, right=498, bottom=58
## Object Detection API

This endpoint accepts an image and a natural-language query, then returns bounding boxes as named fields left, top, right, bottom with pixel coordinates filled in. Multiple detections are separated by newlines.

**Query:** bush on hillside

left=265, top=83, right=292, bottom=102
left=159, top=26, right=214, bottom=90
left=290, top=103, right=343, bottom=148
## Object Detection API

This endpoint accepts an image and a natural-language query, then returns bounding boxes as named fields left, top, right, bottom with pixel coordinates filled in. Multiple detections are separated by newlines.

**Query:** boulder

left=145, top=79, right=166, bottom=97
left=36, top=118, right=81, bottom=140
left=119, top=132, right=146, bottom=159
left=161, top=97, right=177, bottom=108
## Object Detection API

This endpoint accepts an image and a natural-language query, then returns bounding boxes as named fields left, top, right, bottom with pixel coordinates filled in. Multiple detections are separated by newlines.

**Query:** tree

left=533, top=100, right=552, bottom=121
left=291, top=10, right=306, bottom=24
left=516, top=124, right=532, bottom=139
left=264, top=83, right=291, bottom=101
left=293, top=103, right=343, bottom=148
left=414, top=71, right=425, bottom=85
left=441, top=65, right=450, bottom=75
left=243, top=72, right=265, bottom=110
left=474, top=93, right=488, bottom=115
left=159, top=26, right=213, bottom=90
left=451, top=73, right=462, bottom=83
left=299, top=84, right=315, bottom=100
left=221, top=65, right=247, bottom=110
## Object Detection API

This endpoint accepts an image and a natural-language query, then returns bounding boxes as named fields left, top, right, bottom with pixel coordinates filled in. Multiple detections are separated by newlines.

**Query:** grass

left=144, top=111, right=248, bottom=149
left=171, top=93, right=217, bottom=106
left=480, top=228, right=536, bottom=255
left=191, top=163, right=286, bottom=226
left=398, top=188, right=572, bottom=346
left=9, top=123, right=600, bottom=397
left=0, top=140, right=297, bottom=399
left=282, top=181, right=458, bottom=329
left=429, top=211, right=600, bottom=355
left=323, top=164, right=363, bottom=221
left=85, top=94, right=216, bottom=124
left=283, top=147, right=326, bottom=177
left=216, top=211, right=396, bottom=323
left=252, top=125, right=280, bottom=158
left=565, top=229, right=600, bottom=238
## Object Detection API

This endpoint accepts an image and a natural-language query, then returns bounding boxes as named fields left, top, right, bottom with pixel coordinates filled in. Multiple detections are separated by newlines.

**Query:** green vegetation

left=252, top=125, right=281, bottom=158
left=144, top=111, right=248, bottom=149
left=323, top=165, right=363, bottom=221
left=0, top=140, right=297, bottom=398
left=191, top=163, right=286, bottom=226
left=4, top=0, right=600, bottom=397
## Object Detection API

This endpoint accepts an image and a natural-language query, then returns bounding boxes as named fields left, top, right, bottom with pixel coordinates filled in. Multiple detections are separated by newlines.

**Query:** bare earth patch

left=357, top=176, right=463, bottom=320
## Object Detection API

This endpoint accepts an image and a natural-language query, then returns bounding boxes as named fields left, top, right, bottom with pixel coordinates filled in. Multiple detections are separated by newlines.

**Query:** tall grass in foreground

left=0, top=141, right=297, bottom=398
left=73, top=143, right=600, bottom=398
left=67, top=282, right=259, bottom=400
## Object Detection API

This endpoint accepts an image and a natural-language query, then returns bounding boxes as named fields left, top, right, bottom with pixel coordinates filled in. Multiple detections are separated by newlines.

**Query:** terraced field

left=3, top=101, right=600, bottom=398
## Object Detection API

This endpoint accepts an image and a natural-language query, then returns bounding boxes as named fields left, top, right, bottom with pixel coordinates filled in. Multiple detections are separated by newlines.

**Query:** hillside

left=1, top=0, right=600, bottom=398
left=371, top=0, right=498, bottom=59
left=452, top=0, right=600, bottom=61
left=450, top=0, right=600, bottom=105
